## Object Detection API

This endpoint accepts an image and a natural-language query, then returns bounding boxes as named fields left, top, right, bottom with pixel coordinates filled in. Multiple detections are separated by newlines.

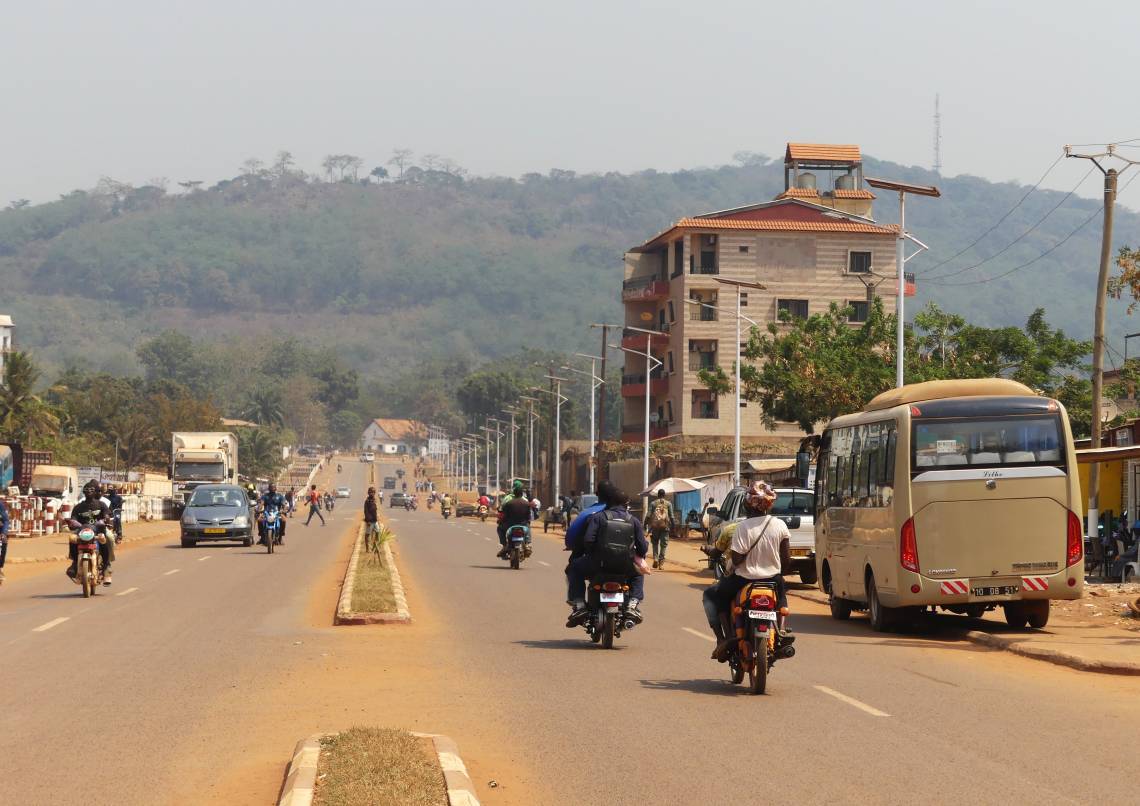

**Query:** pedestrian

left=0, top=497, right=9, bottom=585
left=304, top=484, right=326, bottom=526
left=364, top=487, right=379, bottom=545
left=286, top=487, right=296, bottom=515
left=647, top=488, right=675, bottom=569
left=528, top=490, right=541, bottom=521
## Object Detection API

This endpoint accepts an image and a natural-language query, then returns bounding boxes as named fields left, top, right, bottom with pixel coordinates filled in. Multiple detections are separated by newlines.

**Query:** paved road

left=3, top=458, right=1137, bottom=805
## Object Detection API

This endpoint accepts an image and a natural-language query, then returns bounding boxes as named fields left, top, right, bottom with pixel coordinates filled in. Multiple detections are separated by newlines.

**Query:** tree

left=242, top=387, right=285, bottom=427
left=0, top=352, right=60, bottom=442
left=177, top=180, right=203, bottom=192
left=8, top=199, right=30, bottom=210
left=388, top=148, right=413, bottom=178
left=328, top=409, right=363, bottom=448
left=241, top=157, right=265, bottom=177
left=239, top=427, right=283, bottom=480
left=272, top=150, right=296, bottom=178
left=456, top=370, right=524, bottom=427
left=137, top=331, right=220, bottom=398
left=369, top=166, right=389, bottom=182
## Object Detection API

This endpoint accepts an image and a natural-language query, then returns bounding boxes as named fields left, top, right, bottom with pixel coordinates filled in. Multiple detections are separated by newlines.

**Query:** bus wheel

left=824, top=569, right=851, bottom=620
left=1024, top=600, right=1050, bottom=629
left=866, top=575, right=894, bottom=632
left=1002, top=603, right=1029, bottom=629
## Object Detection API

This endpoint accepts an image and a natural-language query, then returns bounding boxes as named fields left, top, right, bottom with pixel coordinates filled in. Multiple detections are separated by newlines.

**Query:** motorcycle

left=263, top=508, right=283, bottom=554
left=69, top=524, right=106, bottom=597
left=582, top=571, right=638, bottom=649
left=441, top=504, right=452, bottom=520
left=503, top=524, right=531, bottom=570
left=718, top=580, right=795, bottom=695
left=324, top=495, right=335, bottom=512
left=478, top=504, right=489, bottom=522
left=111, top=508, right=123, bottom=544
left=700, top=543, right=729, bottom=580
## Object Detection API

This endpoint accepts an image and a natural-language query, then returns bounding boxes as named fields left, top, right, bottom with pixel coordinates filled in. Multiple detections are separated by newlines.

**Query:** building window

left=740, top=292, right=748, bottom=307
left=689, top=291, right=717, bottom=320
left=739, top=245, right=749, bottom=253
left=688, top=339, right=718, bottom=371
left=848, top=300, right=869, bottom=323
left=667, top=300, right=675, bottom=322
left=777, top=299, right=809, bottom=320
left=692, top=390, right=718, bottom=419
left=848, top=251, right=872, bottom=274
left=667, top=351, right=674, bottom=374
left=666, top=400, right=674, bottom=423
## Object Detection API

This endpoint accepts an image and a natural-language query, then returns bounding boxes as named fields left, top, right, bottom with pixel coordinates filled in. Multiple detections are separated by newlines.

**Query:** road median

left=335, top=524, right=411, bottom=625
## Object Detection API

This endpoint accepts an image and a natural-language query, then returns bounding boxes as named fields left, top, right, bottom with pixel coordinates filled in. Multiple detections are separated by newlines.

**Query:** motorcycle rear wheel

left=510, top=548, right=520, bottom=570
left=748, top=636, right=769, bottom=695
left=601, top=612, right=616, bottom=649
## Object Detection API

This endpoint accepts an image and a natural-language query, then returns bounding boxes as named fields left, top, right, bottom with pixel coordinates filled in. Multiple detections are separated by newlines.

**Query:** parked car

left=180, top=483, right=256, bottom=547
left=389, top=492, right=411, bottom=508
left=705, top=485, right=816, bottom=584
left=456, top=501, right=477, bottom=518
left=383, top=476, right=397, bottom=490
left=335, top=486, right=351, bottom=498
left=360, top=452, right=375, bottom=463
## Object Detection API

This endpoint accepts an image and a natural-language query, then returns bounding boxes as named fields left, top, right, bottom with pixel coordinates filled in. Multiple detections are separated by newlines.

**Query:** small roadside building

left=360, top=419, right=428, bottom=455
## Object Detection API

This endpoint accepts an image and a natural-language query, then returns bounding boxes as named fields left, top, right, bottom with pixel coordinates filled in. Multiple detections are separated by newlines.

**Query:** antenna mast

left=933, top=93, right=943, bottom=175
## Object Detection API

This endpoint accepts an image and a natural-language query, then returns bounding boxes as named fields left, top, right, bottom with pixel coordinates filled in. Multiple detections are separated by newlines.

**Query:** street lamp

left=609, top=342, right=664, bottom=493
left=503, top=406, right=522, bottom=483
left=519, top=396, right=540, bottom=488
left=465, top=433, right=481, bottom=492
left=530, top=379, right=570, bottom=505
left=489, top=417, right=509, bottom=491
left=562, top=354, right=605, bottom=493
left=686, top=280, right=765, bottom=487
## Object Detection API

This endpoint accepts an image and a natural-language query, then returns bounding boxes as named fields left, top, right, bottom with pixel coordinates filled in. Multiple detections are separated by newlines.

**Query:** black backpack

left=590, top=510, right=636, bottom=575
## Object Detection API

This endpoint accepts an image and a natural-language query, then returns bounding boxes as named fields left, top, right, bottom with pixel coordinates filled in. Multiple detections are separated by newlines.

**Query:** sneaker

left=103, top=568, right=113, bottom=586
left=497, top=548, right=509, bottom=560
left=66, top=564, right=77, bottom=580
left=625, top=606, right=644, bottom=625
left=566, top=604, right=589, bottom=628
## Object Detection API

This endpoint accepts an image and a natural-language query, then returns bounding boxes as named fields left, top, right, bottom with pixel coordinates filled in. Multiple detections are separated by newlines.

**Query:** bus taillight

left=900, top=517, right=919, bottom=573
left=1066, top=511, right=1083, bottom=567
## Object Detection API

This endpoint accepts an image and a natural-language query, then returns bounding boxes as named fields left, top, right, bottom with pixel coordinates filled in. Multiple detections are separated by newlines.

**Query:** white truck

left=29, top=464, right=81, bottom=506
left=171, top=432, right=238, bottom=504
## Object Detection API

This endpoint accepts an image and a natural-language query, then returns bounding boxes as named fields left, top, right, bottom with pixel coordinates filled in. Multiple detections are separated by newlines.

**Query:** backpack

left=590, top=510, right=636, bottom=575
left=648, top=499, right=671, bottom=530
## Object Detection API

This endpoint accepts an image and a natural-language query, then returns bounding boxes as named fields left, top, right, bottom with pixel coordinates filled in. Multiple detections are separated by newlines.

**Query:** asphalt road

left=2, top=458, right=1137, bottom=805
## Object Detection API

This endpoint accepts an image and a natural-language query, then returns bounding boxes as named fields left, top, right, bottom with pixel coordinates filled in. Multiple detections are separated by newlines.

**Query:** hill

left=3, top=154, right=1138, bottom=379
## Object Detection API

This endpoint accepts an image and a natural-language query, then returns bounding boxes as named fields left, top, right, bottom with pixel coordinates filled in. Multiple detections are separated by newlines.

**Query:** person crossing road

left=304, top=484, right=326, bottom=526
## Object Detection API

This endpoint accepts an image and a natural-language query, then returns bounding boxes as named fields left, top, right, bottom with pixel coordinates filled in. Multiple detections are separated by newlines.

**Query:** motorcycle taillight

left=750, top=595, right=774, bottom=610
left=602, top=582, right=623, bottom=592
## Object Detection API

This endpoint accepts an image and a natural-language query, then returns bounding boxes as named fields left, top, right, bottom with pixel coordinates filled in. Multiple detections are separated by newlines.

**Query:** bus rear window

left=913, top=415, right=1064, bottom=470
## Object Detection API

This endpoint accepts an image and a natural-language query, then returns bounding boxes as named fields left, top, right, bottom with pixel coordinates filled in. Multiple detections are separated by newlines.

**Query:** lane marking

left=115, top=587, right=139, bottom=597
left=537, top=560, right=551, bottom=567
left=197, top=556, right=212, bottom=562
left=223, top=547, right=234, bottom=552
left=814, top=685, right=890, bottom=717
left=484, top=537, right=492, bottom=542
left=164, top=569, right=180, bottom=576
left=682, top=627, right=715, bottom=642
left=32, top=617, right=69, bottom=633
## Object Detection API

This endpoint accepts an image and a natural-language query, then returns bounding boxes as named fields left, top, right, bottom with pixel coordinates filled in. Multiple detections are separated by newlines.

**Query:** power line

left=925, top=171, right=1138, bottom=288
left=921, top=165, right=1096, bottom=281
left=914, top=153, right=1064, bottom=275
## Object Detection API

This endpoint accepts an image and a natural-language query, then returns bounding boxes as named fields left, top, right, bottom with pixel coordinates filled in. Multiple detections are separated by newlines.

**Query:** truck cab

left=29, top=465, right=80, bottom=506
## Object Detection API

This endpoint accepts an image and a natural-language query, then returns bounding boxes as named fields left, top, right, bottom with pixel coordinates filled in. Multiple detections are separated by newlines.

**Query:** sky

left=3, top=0, right=1139, bottom=204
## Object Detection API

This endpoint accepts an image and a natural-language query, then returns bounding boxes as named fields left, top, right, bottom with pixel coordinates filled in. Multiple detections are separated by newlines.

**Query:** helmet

left=512, top=480, right=524, bottom=495
left=743, top=481, right=776, bottom=514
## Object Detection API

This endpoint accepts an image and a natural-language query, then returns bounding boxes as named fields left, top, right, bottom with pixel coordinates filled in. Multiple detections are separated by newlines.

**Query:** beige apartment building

left=619, top=143, right=903, bottom=443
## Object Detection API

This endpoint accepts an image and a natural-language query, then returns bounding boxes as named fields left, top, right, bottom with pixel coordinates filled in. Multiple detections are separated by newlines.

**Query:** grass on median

left=315, top=728, right=447, bottom=806
left=350, top=536, right=398, bottom=613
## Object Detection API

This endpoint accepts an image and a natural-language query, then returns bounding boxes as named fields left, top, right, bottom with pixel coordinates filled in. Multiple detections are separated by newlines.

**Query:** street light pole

left=611, top=342, right=664, bottom=493
left=566, top=354, right=604, bottom=493
left=520, top=396, right=539, bottom=489
left=712, top=278, right=766, bottom=486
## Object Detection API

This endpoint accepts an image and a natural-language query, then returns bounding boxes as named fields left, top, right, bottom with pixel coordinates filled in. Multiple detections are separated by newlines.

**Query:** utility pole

left=598, top=325, right=608, bottom=445
left=1065, top=143, right=1138, bottom=543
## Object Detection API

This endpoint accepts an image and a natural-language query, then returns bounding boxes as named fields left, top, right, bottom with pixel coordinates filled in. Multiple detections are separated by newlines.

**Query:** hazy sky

left=3, top=0, right=1138, bottom=204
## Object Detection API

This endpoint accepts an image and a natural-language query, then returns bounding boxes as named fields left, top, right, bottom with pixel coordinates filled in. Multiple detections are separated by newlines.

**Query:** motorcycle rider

left=440, top=492, right=453, bottom=514
left=565, top=484, right=649, bottom=626
left=497, top=481, right=532, bottom=559
left=258, top=482, right=289, bottom=544
left=106, top=485, right=125, bottom=543
left=701, top=481, right=793, bottom=659
left=68, top=480, right=115, bottom=585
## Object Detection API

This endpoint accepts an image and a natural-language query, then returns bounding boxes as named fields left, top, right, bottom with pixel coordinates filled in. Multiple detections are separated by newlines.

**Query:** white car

left=360, top=452, right=375, bottom=463
left=335, top=486, right=351, bottom=498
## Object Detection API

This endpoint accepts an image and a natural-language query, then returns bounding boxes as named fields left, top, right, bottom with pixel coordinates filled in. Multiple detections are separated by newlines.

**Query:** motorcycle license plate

left=599, top=592, right=623, bottom=603
left=204, top=528, right=226, bottom=535
left=748, top=610, right=778, bottom=621
left=972, top=585, right=1019, bottom=598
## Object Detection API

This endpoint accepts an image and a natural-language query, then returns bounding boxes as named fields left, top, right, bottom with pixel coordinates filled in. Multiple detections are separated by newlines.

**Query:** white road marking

left=164, top=569, right=180, bottom=576
left=484, top=537, right=492, bottom=542
left=197, top=556, right=212, bottom=562
left=537, top=560, right=551, bottom=567
left=115, top=587, right=139, bottom=597
left=814, top=685, right=890, bottom=717
left=32, top=617, right=69, bottom=633
left=223, top=547, right=233, bottom=551
left=682, top=627, right=715, bottom=642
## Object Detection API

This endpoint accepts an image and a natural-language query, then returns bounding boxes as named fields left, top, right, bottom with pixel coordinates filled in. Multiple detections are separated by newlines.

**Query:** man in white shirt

left=702, top=481, right=791, bottom=653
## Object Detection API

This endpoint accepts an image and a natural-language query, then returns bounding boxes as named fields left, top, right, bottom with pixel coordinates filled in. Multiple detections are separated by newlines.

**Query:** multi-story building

left=0, top=315, right=12, bottom=376
left=620, top=143, right=900, bottom=443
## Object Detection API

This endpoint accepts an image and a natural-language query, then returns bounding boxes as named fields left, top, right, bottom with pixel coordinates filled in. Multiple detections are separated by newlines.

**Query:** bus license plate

left=972, top=585, right=1019, bottom=598
left=204, top=528, right=226, bottom=535
left=748, top=610, right=778, bottom=621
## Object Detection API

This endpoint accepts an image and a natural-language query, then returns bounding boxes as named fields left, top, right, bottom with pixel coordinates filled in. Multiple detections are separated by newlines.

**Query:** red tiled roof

left=831, top=189, right=875, bottom=199
left=776, top=187, right=820, bottom=199
left=674, top=217, right=894, bottom=234
left=786, top=143, right=861, bottom=163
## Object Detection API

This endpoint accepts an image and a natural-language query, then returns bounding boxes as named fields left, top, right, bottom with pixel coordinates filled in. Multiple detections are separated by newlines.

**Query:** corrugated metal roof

left=831, top=189, right=875, bottom=199
left=786, top=143, right=861, bottom=162
left=674, top=217, right=894, bottom=234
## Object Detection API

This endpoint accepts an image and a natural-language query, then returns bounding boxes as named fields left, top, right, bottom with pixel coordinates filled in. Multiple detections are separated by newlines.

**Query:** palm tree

left=242, top=388, right=285, bottom=427
left=240, top=428, right=282, bottom=479
left=0, top=351, right=60, bottom=442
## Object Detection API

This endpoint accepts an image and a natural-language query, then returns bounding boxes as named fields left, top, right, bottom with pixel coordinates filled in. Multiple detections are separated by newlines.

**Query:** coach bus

left=814, top=379, right=1083, bottom=631
left=0, top=445, right=13, bottom=490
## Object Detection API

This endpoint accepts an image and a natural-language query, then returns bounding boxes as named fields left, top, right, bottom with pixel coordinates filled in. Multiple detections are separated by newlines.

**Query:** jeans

left=566, top=555, right=645, bottom=604
left=305, top=505, right=325, bottom=526
left=650, top=528, right=669, bottom=560
left=0, top=536, right=7, bottom=569
left=702, top=573, right=786, bottom=629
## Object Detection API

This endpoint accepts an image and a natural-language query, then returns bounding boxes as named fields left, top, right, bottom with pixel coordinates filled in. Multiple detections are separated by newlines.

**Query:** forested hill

left=3, top=153, right=1138, bottom=378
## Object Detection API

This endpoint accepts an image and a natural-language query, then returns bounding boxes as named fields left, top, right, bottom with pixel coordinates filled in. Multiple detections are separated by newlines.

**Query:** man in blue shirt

left=0, top=498, right=9, bottom=584
left=258, top=483, right=289, bottom=544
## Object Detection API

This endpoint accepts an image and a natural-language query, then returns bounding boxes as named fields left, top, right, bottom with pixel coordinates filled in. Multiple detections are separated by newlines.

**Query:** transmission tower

left=932, top=93, right=943, bottom=175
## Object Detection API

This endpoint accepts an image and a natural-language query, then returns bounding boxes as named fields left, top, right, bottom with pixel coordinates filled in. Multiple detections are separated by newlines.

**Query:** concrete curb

left=6, top=525, right=178, bottom=564
left=335, top=525, right=411, bottom=625
left=277, top=733, right=323, bottom=806
left=783, top=587, right=1140, bottom=676
left=412, top=733, right=482, bottom=806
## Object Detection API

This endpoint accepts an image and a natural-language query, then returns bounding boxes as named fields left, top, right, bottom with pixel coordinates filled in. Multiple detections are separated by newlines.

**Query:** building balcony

left=621, top=423, right=670, bottom=442
left=690, top=265, right=719, bottom=275
left=688, top=352, right=718, bottom=372
left=621, top=374, right=668, bottom=398
left=622, top=276, right=670, bottom=303
left=620, top=327, right=669, bottom=352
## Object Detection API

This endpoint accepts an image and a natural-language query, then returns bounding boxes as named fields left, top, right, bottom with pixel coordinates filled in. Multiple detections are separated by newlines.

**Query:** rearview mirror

left=706, top=507, right=719, bottom=519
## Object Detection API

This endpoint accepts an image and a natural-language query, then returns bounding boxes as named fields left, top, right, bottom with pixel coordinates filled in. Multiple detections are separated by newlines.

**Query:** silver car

left=180, top=484, right=256, bottom=547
